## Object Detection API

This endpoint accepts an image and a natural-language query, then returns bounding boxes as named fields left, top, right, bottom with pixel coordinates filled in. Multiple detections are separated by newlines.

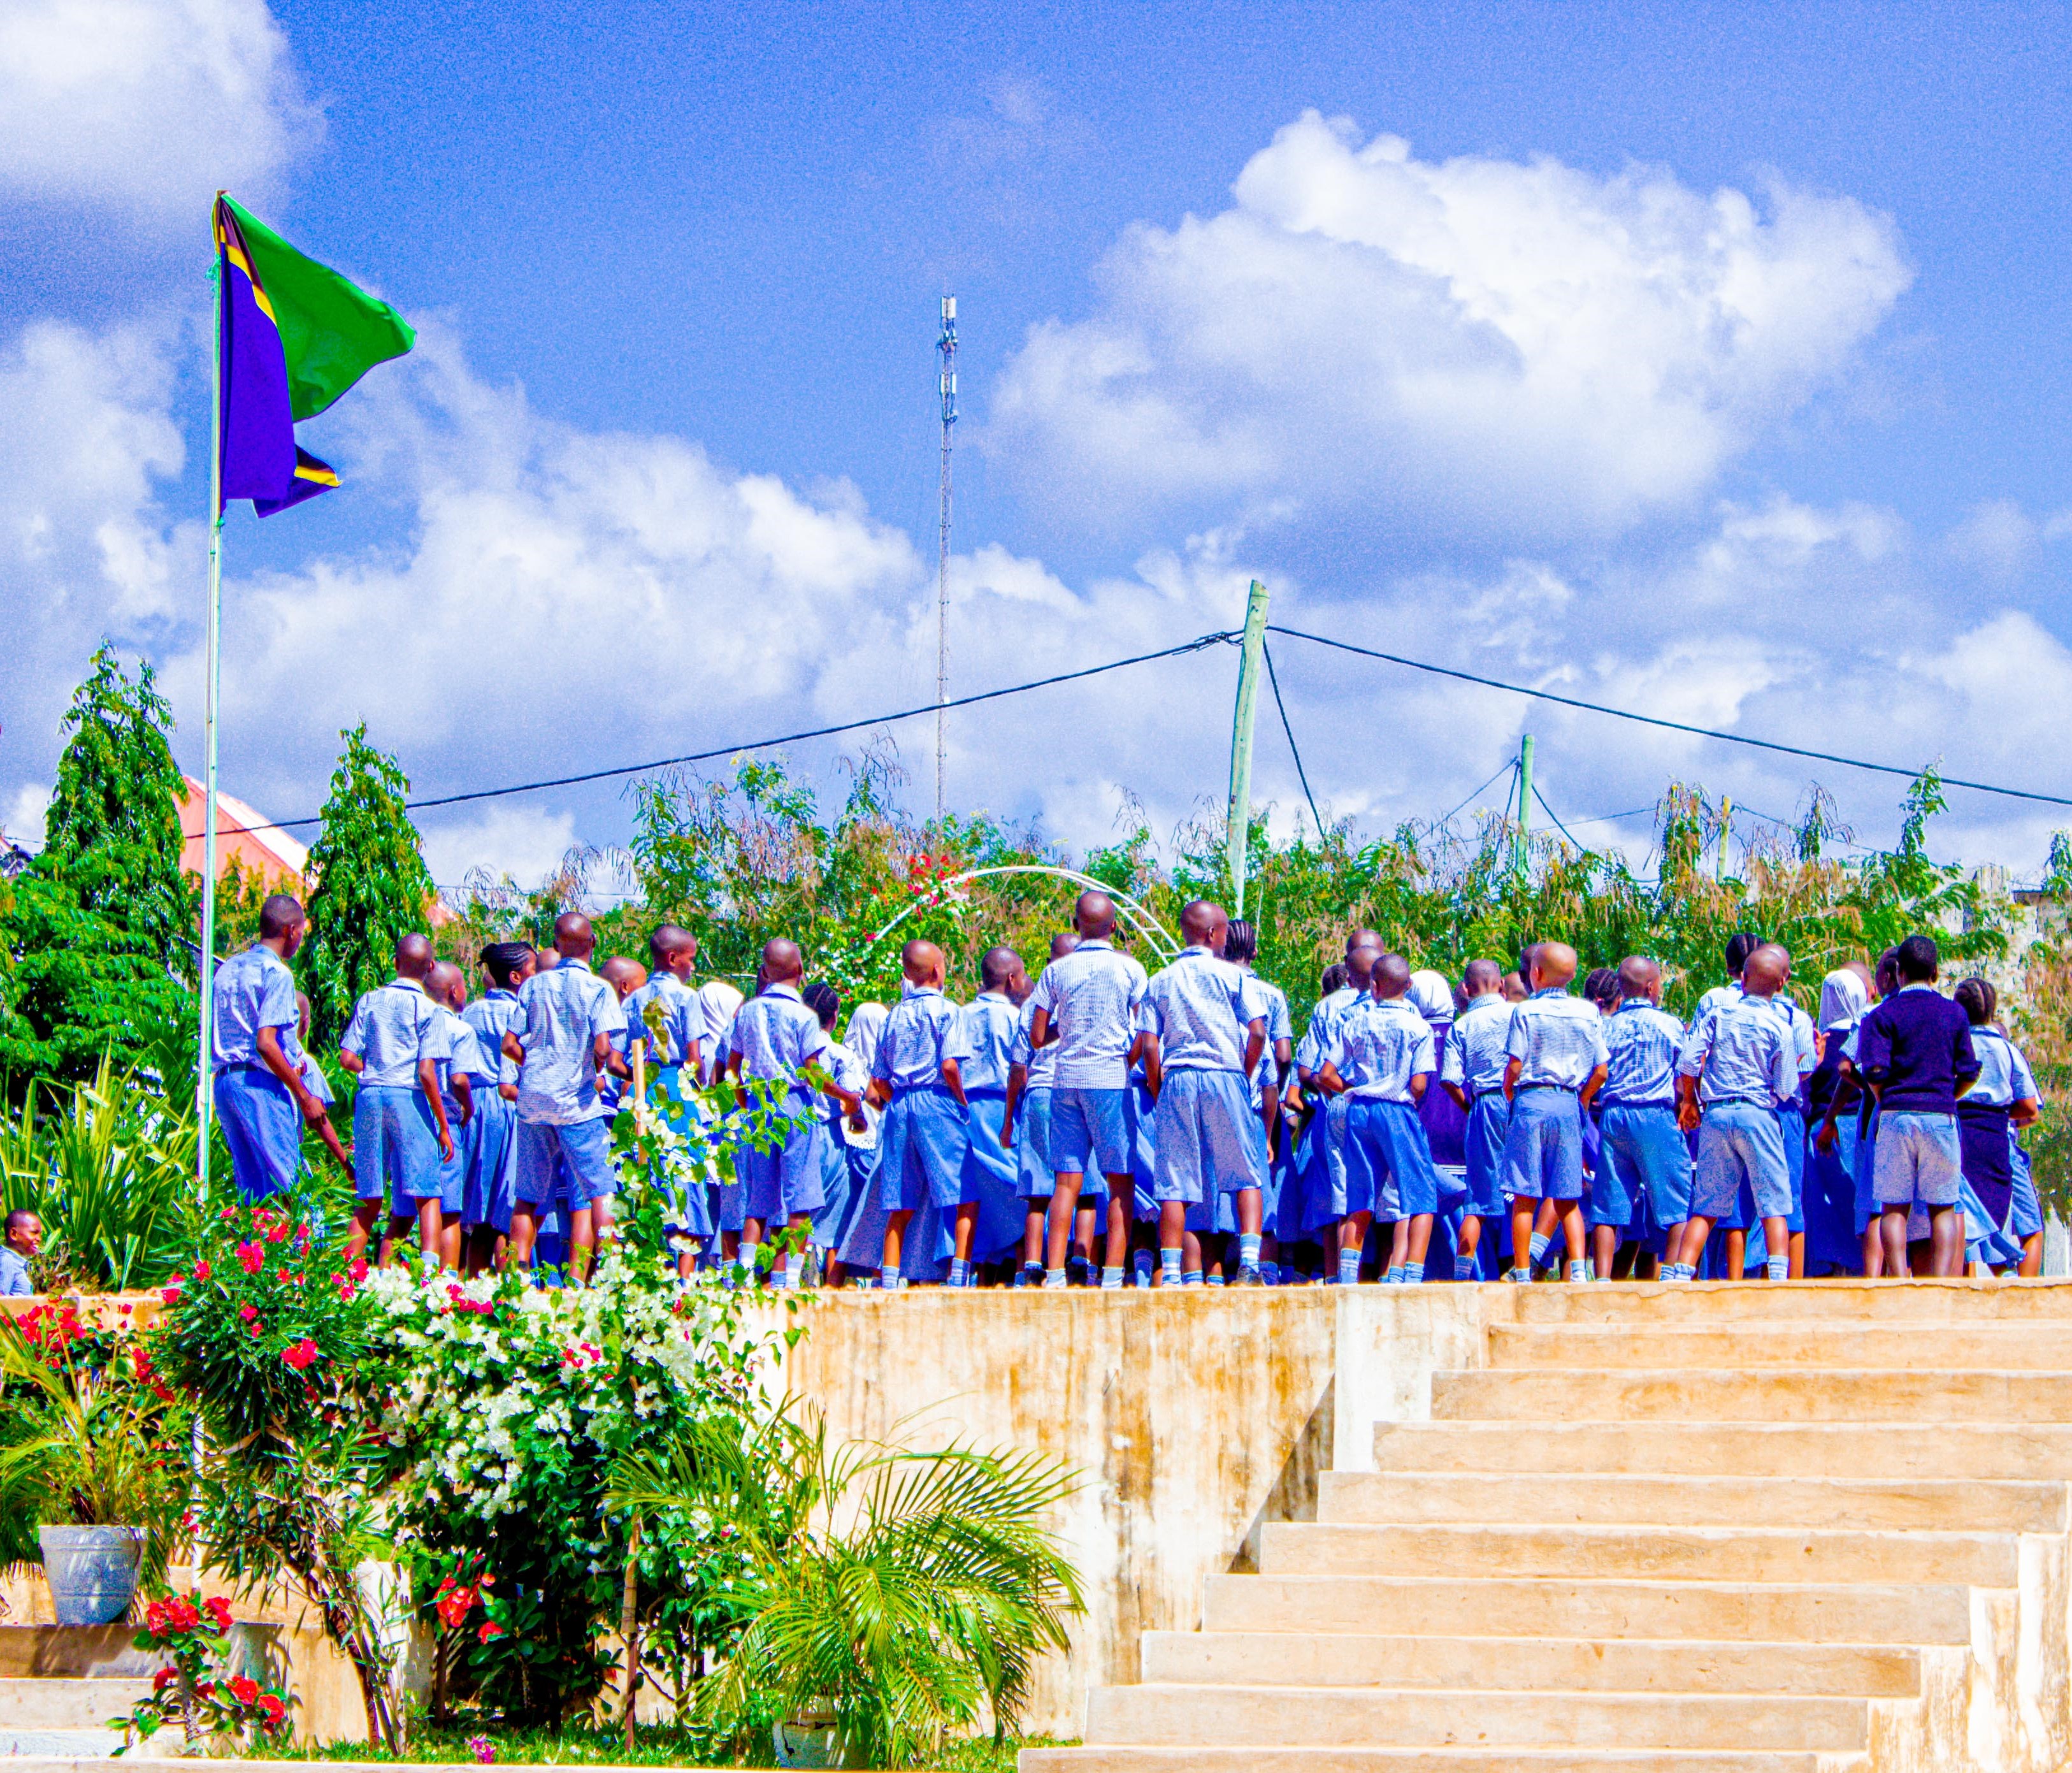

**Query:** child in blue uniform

left=1227, top=920, right=1290, bottom=1280
left=800, top=981, right=870, bottom=1280
left=212, top=894, right=333, bottom=1205
left=340, top=933, right=456, bottom=1268
left=1441, top=960, right=1512, bottom=1280
left=1028, top=892, right=1152, bottom=1289
left=1951, top=978, right=2034, bottom=1273
left=1674, top=944, right=1797, bottom=1281
left=949, top=946, right=1030, bottom=1278
left=1502, top=942, right=1607, bottom=1283
left=1595, top=958, right=1691, bottom=1281
left=424, top=962, right=485, bottom=1271
left=872, top=939, right=972, bottom=1288
left=1005, top=934, right=1081, bottom=1284
left=729, top=939, right=844, bottom=1288
left=459, top=942, right=532, bottom=1274
left=1319, top=953, right=1443, bottom=1284
left=1142, top=902, right=1270, bottom=1287
left=284, top=990, right=353, bottom=1187
left=505, top=913, right=630, bottom=1278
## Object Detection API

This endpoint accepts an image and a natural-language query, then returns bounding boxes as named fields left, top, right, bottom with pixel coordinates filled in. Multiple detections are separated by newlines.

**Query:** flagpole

left=197, top=201, right=225, bottom=1190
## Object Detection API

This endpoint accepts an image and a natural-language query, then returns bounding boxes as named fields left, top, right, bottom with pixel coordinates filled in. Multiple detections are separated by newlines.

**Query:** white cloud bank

left=991, top=113, right=1911, bottom=541
left=0, top=0, right=314, bottom=228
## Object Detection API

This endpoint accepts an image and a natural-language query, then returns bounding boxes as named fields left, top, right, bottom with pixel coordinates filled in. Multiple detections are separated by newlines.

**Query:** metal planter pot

left=38, top=1525, right=145, bottom=1626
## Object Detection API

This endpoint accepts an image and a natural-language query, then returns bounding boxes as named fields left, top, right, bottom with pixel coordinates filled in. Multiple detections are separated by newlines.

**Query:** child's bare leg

left=1929, top=1205, right=1964, bottom=1278
left=881, top=1208, right=912, bottom=1278
left=1181, top=1229, right=1203, bottom=1275
left=439, top=1215, right=462, bottom=1272
left=1104, top=1178, right=1134, bottom=1270
left=1074, top=1201, right=1097, bottom=1261
left=342, top=1200, right=382, bottom=1266
left=380, top=1216, right=412, bottom=1268
left=568, top=1204, right=597, bottom=1281
left=1558, top=1201, right=1585, bottom=1263
left=788, top=1212, right=815, bottom=1284
left=1046, top=1176, right=1083, bottom=1271
left=1860, top=1223, right=1885, bottom=1278
left=1403, top=1213, right=1434, bottom=1268
left=1878, top=1206, right=1910, bottom=1277
left=508, top=1203, right=540, bottom=1270
left=2021, top=1231, right=2045, bottom=1278
left=1458, top=1213, right=1482, bottom=1261
left=1509, top=1199, right=1537, bottom=1274
left=1338, top=1210, right=1372, bottom=1280
left=1591, top=1222, right=1617, bottom=1278
left=1676, top=1215, right=1715, bottom=1273
left=1156, top=1199, right=1186, bottom=1284
left=952, top=1202, right=978, bottom=1263
left=1788, top=1229, right=1806, bottom=1279
left=1724, top=1227, right=1746, bottom=1280
left=1023, top=1204, right=1047, bottom=1268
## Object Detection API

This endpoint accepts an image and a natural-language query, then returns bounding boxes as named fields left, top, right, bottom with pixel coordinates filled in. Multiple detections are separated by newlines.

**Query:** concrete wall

left=766, top=1286, right=1508, bottom=1738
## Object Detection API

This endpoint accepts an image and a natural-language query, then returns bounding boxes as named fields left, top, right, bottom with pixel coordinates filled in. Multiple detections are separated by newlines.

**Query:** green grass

left=241, top=1720, right=1071, bottom=1769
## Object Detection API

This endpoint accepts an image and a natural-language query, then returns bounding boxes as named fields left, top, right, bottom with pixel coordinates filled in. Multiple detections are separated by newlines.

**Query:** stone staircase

left=1022, top=1281, right=2072, bottom=1773
left=0, top=1628, right=157, bottom=1758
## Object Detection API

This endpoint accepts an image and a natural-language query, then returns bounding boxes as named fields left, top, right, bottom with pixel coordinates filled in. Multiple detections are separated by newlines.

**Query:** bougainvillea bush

left=113, top=1588, right=292, bottom=1752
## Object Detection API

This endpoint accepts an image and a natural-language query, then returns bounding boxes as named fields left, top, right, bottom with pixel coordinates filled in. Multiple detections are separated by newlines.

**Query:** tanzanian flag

left=213, top=195, right=414, bottom=516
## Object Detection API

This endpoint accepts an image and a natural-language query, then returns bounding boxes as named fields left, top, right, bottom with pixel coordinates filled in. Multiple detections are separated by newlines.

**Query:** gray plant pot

left=38, top=1525, right=145, bottom=1626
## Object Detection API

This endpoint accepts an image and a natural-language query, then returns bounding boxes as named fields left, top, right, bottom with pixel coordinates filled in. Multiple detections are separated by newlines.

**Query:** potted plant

left=0, top=1301, right=185, bottom=1626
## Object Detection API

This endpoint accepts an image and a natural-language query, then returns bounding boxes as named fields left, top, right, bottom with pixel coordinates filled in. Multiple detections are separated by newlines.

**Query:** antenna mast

left=935, top=295, right=957, bottom=826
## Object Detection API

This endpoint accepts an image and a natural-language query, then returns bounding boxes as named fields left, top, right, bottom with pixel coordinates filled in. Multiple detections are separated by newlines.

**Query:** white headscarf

left=844, top=1000, right=889, bottom=1073
left=1407, top=969, right=1455, bottom=1025
left=1818, top=967, right=1869, bottom=1033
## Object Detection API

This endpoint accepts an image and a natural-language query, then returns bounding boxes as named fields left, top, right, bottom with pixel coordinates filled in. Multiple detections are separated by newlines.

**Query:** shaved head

left=428, top=960, right=464, bottom=1009
left=599, top=955, right=647, bottom=1000
left=981, top=944, right=1024, bottom=992
left=1180, top=899, right=1228, bottom=951
left=1371, top=953, right=1412, bottom=998
left=1616, top=956, right=1660, bottom=1001
left=901, top=938, right=944, bottom=986
left=259, top=894, right=305, bottom=941
left=761, top=937, right=804, bottom=983
left=1531, top=942, right=1578, bottom=989
left=648, top=923, right=696, bottom=967
left=1049, top=930, right=1082, bottom=960
left=1346, top=943, right=1379, bottom=987
left=394, top=932, right=433, bottom=979
left=1346, top=929, right=1384, bottom=959
left=554, top=911, right=595, bottom=959
left=1743, top=943, right=1791, bottom=996
left=1074, top=891, right=1118, bottom=939
left=1464, top=959, right=1504, bottom=996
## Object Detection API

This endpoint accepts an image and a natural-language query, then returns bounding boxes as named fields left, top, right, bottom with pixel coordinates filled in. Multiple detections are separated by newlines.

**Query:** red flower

left=282, top=1339, right=320, bottom=1372
left=257, top=1693, right=285, bottom=1725
left=160, top=1283, right=183, bottom=1306
left=205, top=1596, right=234, bottom=1631
left=145, top=1600, right=169, bottom=1635
left=436, top=1583, right=477, bottom=1628
left=192, top=1260, right=212, bottom=1281
left=194, top=1680, right=214, bottom=1698
left=477, top=1620, right=503, bottom=1643
left=347, top=1257, right=369, bottom=1284
left=229, top=1675, right=259, bottom=1705
left=238, top=1304, right=258, bottom=1322
left=235, top=1241, right=264, bottom=1275
left=166, top=1599, right=200, bottom=1633
left=263, top=1217, right=289, bottom=1244
left=152, top=1667, right=176, bottom=1691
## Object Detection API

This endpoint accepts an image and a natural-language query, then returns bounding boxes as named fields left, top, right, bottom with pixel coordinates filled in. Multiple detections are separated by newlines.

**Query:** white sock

left=1337, top=1248, right=1361, bottom=1285
left=1160, top=1247, right=1183, bottom=1284
left=948, top=1257, right=970, bottom=1288
left=1182, top=1269, right=1204, bottom=1287
left=1454, top=1252, right=1478, bottom=1281
left=881, top=1264, right=900, bottom=1289
left=1238, top=1233, right=1262, bottom=1269
left=1565, top=1259, right=1587, bottom=1282
left=1132, top=1249, right=1155, bottom=1285
left=1101, top=1265, right=1124, bottom=1289
left=1507, top=1266, right=1531, bottom=1283
left=1042, top=1267, right=1066, bottom=1289
left=1402, top=1261, right=1425, bottom=1284
left=1765, top=1256, right=1788, bottom=1282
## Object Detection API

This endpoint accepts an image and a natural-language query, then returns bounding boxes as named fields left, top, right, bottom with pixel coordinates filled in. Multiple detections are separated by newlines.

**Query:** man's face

left=280, top=917, right=307, bottom=960
left=9, top=1215, right=41, bottom=1256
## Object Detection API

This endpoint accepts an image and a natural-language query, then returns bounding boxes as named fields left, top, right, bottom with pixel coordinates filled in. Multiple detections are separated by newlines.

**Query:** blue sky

left=3, top=0, right=2070, bottom=892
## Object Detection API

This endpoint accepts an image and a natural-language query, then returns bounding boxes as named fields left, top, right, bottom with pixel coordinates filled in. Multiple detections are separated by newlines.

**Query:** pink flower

left=234, top=1241, right=264, bottom=1275
left=470, top=1735, right=496, bottom=1763
left=238, top=1304, right=258, bottom=1322
left=282, top=1339, right=319, bottom=1372
left=193, top=1260, right=212, bottom=1280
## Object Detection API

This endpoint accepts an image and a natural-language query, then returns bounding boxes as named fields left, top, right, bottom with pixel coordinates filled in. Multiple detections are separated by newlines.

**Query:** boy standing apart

left=1030, top=894, right=1152, bottom=1289
left=1674, top=944, right=1799, bottom=1282
left=1319, top=953, right=1443, bottom=1283
left=340, top=934, right=455, bottom=1268
left=728, top=939, right=838, bottom=1288
left=212, top=894, right=332, bottom=1204
left=1502, top=941, right=1608, bottom=1284
left=1596, top=958, right=1692, bottom=1279
left=871, top=939, right=971, bottom=1287
left=1441, top=960, right=1512, bottom=1280
left=1142, top=901, right=1270, bottom=1287
left=950, top=945, right=1028, bottom=1277
left=1855, top=934, right=1980, bottom=1278
left=504, top=913, right=629, bottom=1279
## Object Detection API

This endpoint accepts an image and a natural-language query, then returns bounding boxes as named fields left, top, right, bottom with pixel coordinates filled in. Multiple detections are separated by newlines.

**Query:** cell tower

left=936, top=294, right=957, bottom=825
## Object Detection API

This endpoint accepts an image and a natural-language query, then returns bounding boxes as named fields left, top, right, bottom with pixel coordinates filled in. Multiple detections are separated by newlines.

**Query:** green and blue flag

left=213, top=195, right=414, bottom=516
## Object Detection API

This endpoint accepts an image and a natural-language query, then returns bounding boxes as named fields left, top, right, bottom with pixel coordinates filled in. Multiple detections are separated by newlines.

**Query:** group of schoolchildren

left=205, top=886, right=2047, bottom=1286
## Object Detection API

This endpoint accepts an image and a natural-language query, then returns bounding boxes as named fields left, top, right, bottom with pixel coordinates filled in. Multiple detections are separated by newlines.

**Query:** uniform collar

left=975, top=988, right=1011, bottom=1002
left=387, top=977, right=428, bottom=995
left=1076, top=937, right=1114, bottom=952
left=487, top=987, right=517, bottom=1001
left=899, top=981, right=942, bottom=1001
left=1615, top=997, right=1657, bottom=1013
left=1898, top=981, right=1938, bottom=995
left=1529, top=985, right=1571, bottom=1001
left=554, top=957, right=594, bottom=976
left=1460, top=992, right=1506, bottom=1015
left=1180, top=944, right=1218, bottom=959
left=764, top=981, right=803, bottom=1003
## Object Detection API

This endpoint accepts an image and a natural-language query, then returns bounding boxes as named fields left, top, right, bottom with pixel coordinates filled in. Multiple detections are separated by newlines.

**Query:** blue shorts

left=741, top=1121, right=827, bottom=1223
left=1153, top=1069, right=1263, bottom=1205
left=879, top=1087, right=971, bottom=1212
left=1016, top=1087, right=1055, bottom=1198
left=1051, top=1084, right=1133, bottom=1178
left=1345, top=1098, right=1440, bottom=1220
left=2009, top=1137, right=2044, bottom=1239
left=1503, top=1088, right=1583, bottom=1201
left=1460, top=1093, right=1511, bottom=1217
left=462, top=1092, right=517, bottom=1231
left=354, top=1083, right=442, bottom=1211
left=1873, top=1110, right=1960, bottom=1210
left=515, top=1117, right=617, bottom=1208
left=216, top=1066, right=303, bottom=1205
left=1692, top=1100, right=1790, bottom=1222
left=1596, top=1103, right=1690, bottom=1229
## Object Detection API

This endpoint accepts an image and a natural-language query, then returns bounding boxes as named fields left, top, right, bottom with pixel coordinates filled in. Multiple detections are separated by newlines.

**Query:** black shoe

left=1232, top=1265, right=1266, bottom=1287
left=1065, top=1254, right=1093, bottom=1288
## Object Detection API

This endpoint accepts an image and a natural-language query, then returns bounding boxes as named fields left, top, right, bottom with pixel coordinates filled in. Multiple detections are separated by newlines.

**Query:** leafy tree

left=300, top=727, right=437, bottom=1047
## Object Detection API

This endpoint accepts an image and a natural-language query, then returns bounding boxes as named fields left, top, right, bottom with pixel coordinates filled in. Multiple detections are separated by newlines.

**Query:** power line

left=1266, top=623, right=2072, bottom=811
left=1261, top=640, right=1325, bottom=837
left=1530, top=782, right=1589, bottom=855
left=1430, top=759, right=1519, bottom=834
left=182, top=628, right=1241, bottom=842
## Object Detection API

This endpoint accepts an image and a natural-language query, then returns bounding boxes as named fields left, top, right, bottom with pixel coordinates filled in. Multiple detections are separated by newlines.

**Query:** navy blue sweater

left=1855, top=986, right=1980, bottom=1115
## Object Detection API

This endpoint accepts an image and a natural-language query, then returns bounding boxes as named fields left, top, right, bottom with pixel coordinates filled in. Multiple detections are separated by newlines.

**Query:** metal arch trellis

left=861, top=865, right=1183, bottom=961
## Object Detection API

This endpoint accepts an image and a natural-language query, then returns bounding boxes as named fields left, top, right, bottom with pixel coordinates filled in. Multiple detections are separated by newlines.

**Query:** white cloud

left=418, top=805, right=579, bottom=895
left=0, top=0, right=315, bottom=229
left=4, top=785, right=52, bottom=850
left=1946, top=498, right=2041, bottom=580
left=991, top=113, right=1910, bottom=541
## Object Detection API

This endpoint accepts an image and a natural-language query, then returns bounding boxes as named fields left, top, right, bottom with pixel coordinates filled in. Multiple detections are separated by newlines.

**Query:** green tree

left=300, top=727, right=437, bottom=1047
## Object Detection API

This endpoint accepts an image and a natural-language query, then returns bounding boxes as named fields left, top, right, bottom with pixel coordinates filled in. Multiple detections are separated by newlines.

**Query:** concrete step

left=1509, top=1278, right=2072, bottom=1324
left=0, top=1630, right=165, bottom=1680
left=0, top=1680, right=152, bottom=1731
left=1258, top=1522, right=2018, bottom=1587
left=1023, top=1754, right=1864, bottom=1773
left=1140, top=1631, right=1920, bottom=1696
left=1487, top=1322, right=2072, bottom=1370
left=1083, top=1684, right=1867, bottom=1751
left=1431, top=1367, right=2072, bottom=1422
left=1371, top=1419, right=2072, bottom=1479
left=1318, top=1470, right=2068, bottom=1532
left=1200, top=1575, right=1971, bottom=1644
left=0, top=1727, right=129, bottom=1758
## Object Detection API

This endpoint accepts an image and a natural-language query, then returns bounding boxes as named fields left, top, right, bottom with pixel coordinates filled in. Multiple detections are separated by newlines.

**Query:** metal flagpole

left=1225, top=579, right=1272, bottom=918
left=196, top=204, right=225, bottom=1189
